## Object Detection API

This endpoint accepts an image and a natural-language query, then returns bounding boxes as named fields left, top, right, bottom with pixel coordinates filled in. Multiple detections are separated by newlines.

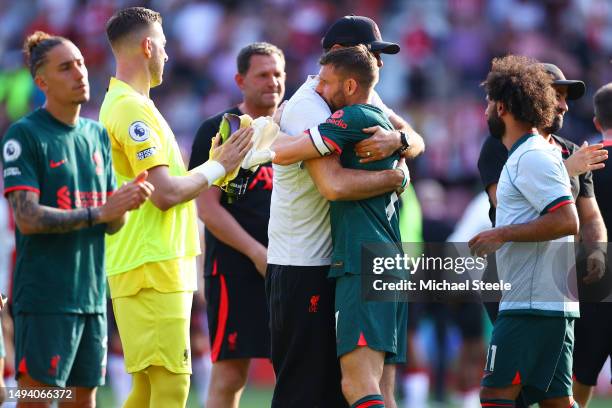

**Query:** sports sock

left=108, top=353, right=132, bottom=406
left=122, top=371, right=150, bottom=408
left=402, top=372, right=429, bottom=408
left=351, top=394, right=385, bottom=408
left=147, top=365, right=190, bottom=408
left=480, top=398, right=515, bottom=407
left=192, top=353, right=213, bottom=405
left=460, top=388, right=480, bottom=408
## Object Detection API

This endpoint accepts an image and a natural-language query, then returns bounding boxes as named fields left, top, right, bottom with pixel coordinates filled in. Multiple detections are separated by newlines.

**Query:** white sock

left=402, top=372, right=429, bottom=408
left=192, top=353, right=213, bottom=405
left=108, top=353, right=132, bottom=406
left=460, top=388, right=481, bottom=408
left=3, top=375, right=17, bottom=408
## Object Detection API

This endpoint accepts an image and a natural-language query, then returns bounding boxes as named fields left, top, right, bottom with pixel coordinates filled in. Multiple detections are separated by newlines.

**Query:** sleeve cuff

left=132, top=157, right=170, bottom=175
left=540, top=195, right=573, bottom=215
left=308, top=126, right=333, bottom=156
left=4, top=185, right=40, bottom=197
left=322, top=136, right=342, bottom=155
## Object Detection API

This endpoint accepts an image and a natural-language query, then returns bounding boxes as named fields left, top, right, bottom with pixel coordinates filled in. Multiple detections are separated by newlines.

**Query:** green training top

left=1, top=108, right=115, bottom=314
left=312, top=104, right=402, bottom=277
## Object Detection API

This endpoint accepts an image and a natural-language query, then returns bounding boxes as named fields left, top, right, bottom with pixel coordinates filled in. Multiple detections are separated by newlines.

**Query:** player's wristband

left=191, top=160, right=226, bottom=185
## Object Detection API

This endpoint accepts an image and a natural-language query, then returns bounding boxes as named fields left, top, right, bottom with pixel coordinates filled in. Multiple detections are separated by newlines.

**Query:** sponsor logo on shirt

left=247, top=165, right=273, bottom=191
left=57, top=186, right=72, bottom=209
left=331, top=109, right=344, bottom=119
left=136, top=147, right=157, bottom=161
left=3, top=167, right=21, bottom=177
left=3, top=139, right=21, bottom=162
left=75, top=191, right=107, bottom=208
left=128, top=121, right=151, bottom=142
left=326, top=117, right=348, bottom=129
left=56, top=186, right=107, bottom=209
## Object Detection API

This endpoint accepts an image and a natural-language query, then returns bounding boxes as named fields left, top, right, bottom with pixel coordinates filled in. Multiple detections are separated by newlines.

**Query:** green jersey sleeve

left=308, top=105, right=367, bottom=156
left=2, top=124, right=40, bottom=196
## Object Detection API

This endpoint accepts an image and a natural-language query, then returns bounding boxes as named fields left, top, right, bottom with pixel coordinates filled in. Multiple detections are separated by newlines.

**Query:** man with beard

left=267, top=16, right=423, bottom=408
left=100, top=7, right=252, bottom=407
left=188, top=42, right=285, bottom=408
left=572, top=83, right=612, bottom=407
left=2, top=31, right=152, bottom=406
left=267, top=45, right=409, bottom=408
left=477, top=64, right=607, bottom=407
left=470, top=55, right=581, bottom=408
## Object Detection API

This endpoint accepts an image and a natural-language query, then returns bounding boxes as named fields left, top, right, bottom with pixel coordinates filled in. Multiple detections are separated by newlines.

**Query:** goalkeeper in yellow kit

left=99, top=7, right=252, bottom=408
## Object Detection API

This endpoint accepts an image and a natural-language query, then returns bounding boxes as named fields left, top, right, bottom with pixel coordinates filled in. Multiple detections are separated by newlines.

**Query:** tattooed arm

left=8, top=176, right=153, bottom=235
left=9, top=190, right=95, bottom=234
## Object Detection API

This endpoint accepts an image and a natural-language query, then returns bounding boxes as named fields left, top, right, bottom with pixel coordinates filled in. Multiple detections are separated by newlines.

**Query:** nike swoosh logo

left=50, top=159, right=67, bottom=168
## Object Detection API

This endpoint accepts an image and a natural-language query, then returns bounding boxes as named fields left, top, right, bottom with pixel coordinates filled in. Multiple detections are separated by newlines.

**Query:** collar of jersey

left=508, top=132, right=538, bottom=157
left=109, top=77, right=150, bottom=102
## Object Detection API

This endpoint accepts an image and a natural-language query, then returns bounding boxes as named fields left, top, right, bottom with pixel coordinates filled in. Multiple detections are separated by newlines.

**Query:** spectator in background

left=1, top=1, right=612, bottom=404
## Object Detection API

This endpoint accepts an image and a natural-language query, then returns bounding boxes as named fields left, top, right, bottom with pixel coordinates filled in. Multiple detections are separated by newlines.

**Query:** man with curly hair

left=469, top=55, right=581, bottom=408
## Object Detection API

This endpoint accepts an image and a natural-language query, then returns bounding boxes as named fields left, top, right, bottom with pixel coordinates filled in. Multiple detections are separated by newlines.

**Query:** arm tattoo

left=7, top=190, right=100, bottom=234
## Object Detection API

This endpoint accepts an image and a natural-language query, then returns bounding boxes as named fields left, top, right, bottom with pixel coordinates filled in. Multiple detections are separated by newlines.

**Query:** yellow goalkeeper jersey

left=99, top=77, right=199, bottom=297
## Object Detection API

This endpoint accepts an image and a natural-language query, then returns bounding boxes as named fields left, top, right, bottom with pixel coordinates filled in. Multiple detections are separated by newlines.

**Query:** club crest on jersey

left=129, top=121, right=150, bottom=142
left=3, top=139, right=21, bottom=162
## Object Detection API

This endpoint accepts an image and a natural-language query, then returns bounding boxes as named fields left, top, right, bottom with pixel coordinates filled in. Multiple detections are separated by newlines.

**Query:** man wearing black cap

left=572, top=83, right=612, bottom=408
left=321, top=16, right=424, bottom=161
left=267, top=15, right=423, bottom=408
left=477, top=63, right=607, bottom=408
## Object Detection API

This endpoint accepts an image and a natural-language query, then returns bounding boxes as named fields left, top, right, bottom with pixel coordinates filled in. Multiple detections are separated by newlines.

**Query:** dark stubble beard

left=328, top=89, right=347, bottom=112
left=544, top=112, right=564, bottom=134
left=487, top=110, right=506, bottom=140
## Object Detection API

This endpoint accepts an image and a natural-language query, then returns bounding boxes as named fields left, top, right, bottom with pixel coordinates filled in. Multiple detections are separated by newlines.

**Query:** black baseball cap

left=322, top=15, right=400, bottom=54
left=542, top=63, right=586, bottom=100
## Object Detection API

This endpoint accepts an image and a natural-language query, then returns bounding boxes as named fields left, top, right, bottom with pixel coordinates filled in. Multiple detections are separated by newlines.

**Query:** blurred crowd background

left=0, top=0, right=612, bottom=406
left=1, top=0, right=612, bottom=219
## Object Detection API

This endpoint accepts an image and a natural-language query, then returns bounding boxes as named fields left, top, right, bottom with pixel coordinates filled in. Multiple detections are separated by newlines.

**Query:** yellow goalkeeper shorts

left=112, top=288, right=193, bottom=374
